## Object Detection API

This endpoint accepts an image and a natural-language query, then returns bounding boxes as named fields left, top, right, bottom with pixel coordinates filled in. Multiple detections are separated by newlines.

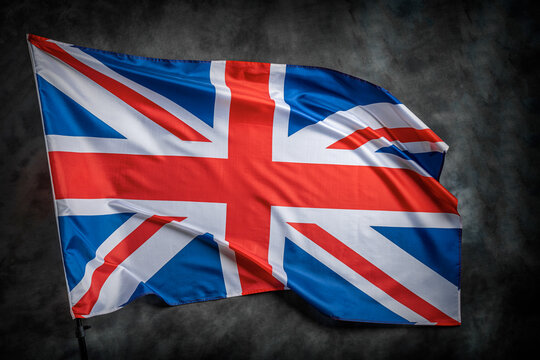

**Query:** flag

left=28, top=34, right=461, bottom=325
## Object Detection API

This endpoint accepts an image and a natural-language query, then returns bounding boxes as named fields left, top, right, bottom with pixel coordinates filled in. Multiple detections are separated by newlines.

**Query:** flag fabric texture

left=28, top=34, right=461, bottom=325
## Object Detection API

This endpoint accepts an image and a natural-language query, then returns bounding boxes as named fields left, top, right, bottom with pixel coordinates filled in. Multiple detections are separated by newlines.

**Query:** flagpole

left=75, top=318, right=89, bottom=360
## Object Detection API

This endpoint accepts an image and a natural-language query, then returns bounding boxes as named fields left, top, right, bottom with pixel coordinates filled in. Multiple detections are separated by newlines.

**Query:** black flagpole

left=75, top=318, right=90, bottom=360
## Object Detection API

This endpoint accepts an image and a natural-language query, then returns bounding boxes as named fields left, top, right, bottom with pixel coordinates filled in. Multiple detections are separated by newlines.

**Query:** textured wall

left=1, top=0, right=538, bottom=358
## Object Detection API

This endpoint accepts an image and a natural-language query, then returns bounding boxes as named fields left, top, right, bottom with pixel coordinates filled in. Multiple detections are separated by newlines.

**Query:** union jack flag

left=28, top=34, right=461, bottom=325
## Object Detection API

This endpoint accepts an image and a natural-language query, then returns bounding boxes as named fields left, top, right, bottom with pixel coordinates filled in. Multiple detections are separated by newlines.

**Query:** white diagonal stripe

left=31, top=42, right=229, bottom=157
left=286, top=225, right=431, bottom=324
left=69, top=213, right=149, bottom=305
left=269, top=64, right=448, bottom=172
left=268, top=207, right=461, bottom=323
left=88, top=218, right=200, bottom=317
left=55, top=42, right=215, bottom=141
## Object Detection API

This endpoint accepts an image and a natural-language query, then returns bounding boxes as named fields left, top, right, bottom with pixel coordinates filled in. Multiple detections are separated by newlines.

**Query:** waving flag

left=28, top=34, right=461, bottom=325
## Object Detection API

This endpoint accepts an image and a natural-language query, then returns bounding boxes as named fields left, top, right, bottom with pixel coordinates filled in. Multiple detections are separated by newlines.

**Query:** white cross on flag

left=28, top=34, right=461, bottom=325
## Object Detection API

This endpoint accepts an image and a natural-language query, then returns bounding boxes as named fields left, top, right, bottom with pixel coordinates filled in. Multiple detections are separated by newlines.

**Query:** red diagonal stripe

left=328, top=127, right=442, bottom=150
left=72, top=215, right=186, bottom=317
left=28, top=34, right=209, bottom=142
left=286, top=222, right=460, bottom=326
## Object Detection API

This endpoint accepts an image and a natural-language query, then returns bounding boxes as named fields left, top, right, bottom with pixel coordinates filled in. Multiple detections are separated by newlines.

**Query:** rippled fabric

left=28, top=34, right=461, bottom=325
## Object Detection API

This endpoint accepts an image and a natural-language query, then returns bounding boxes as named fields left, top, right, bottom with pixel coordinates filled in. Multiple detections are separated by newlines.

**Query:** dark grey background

left=1, top=0, right=538, bottom=358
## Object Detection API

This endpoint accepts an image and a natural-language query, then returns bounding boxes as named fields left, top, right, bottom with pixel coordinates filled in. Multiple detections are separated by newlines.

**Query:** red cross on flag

left=28, top=34, right=461, bottom=325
